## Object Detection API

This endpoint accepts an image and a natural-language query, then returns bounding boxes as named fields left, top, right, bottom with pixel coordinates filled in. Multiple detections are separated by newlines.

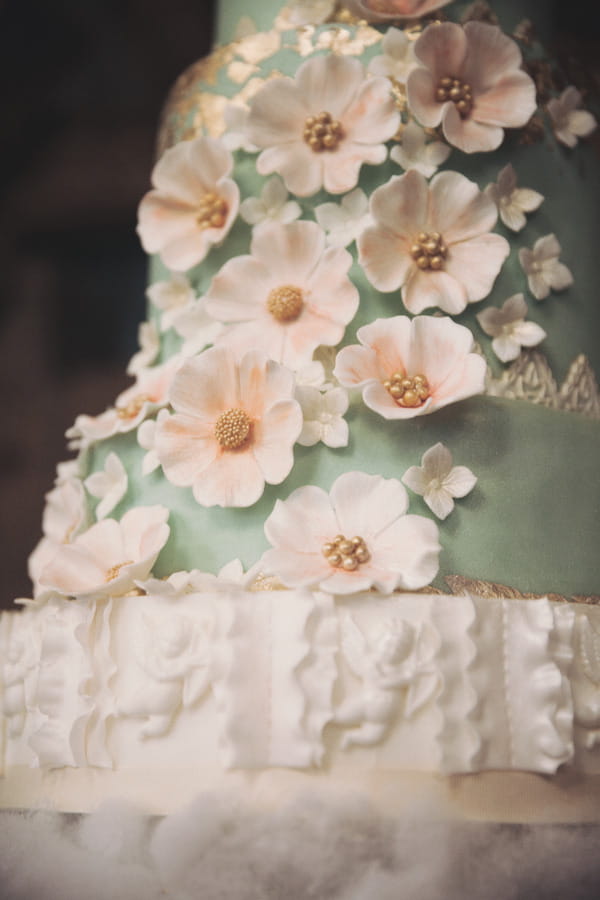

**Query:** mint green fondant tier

left=89, top=395, right=599, bottom=597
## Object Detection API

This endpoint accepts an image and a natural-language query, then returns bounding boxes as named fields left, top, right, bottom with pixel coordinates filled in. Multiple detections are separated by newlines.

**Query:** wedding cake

left=1, top=0, right=599, bottom=826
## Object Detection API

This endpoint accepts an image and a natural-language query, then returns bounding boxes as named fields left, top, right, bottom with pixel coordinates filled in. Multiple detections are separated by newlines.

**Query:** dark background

left=0, top=0, right=598, bottom=610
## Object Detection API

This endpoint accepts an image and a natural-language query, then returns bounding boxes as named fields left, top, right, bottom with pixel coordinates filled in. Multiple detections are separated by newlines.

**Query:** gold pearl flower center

left=410, top=231, right=448, bottom=271
left=322, top=534, right=371, bottom=571
left=197, top=192, right=229, bottom=230
left=383, top=373, right=430, bottom=408
left=303, top=111, right=344, bottom=152
left=105, top=560, right=134, bottom=583
left=267, top=285, right=304, bottom=322
left=116, top=393, right=151, bottom=420
left=435, top=76, right=474, bottom=118
left=214, top=407, right=252, bottom=450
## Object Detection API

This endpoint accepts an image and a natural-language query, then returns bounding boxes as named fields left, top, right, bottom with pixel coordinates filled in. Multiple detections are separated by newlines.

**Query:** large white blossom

left=84, top=452, right=128, bottom=520
left=314, top=189, right=373, bottom=248
left=547, top=86, right=597, bottom=149
left=239, top=176, right=302, bottom=227
left=518, top=234, right=573, bottom=301
left=295, top=385, right=349, bottom=448
left=402, top=442, right=477, bottom=520
left=390, top=121, right=451, bottom=178
left=484, top=164, right=543, bottom=233
left=476, top=293, right=546, bottom=362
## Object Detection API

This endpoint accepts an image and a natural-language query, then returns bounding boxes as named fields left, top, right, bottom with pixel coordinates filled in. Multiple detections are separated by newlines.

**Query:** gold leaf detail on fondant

left=445, top=575, right=600, bottom=606
left=486, top=349, right=559, bottom=408
left=558, top=354, right=600, bottom=420
left=236, top=31, right=282, bottom=65
left=512, top=18, right=536, bottom=46
left=227, top=60, right=259, bottom=84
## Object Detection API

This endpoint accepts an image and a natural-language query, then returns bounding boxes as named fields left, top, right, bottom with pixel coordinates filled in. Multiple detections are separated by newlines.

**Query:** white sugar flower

left=37, top=506, right=170, bottom=601
left=484, top=164, right=543, bottom=232
left=519, top=234, right=573, bottom=300
left=296, top=385, right=349, bottom=448
left=246, top=53, right=400, bottom=197
left=221, top=104, right=259, bottom=153
left=127, top=321, right=160, bottom=375
left=260, top=470, right=441, bottom=595
left=402, top=442, right=477, bottom=520
left=547, top=86, right=597, bottom=149
left=285, top=0, right=336, bottom=25
left=147, top=274, right=196, bottom=333
left=84, top=452, right=128, bottom=520
left=137, top=409, right=170, bottom=476
left=314, top=188, right=373, bottom=248
left=137, top=137, right=240, bottom=272
left=171, top=298, right=224, bottom=357
left=295, top=359, right=327, bottom=388
left=367, top=27, right=418, bottom=85
left=390, top=120, right=451, bottom=178
left=476, top=293, right=546, bottom=362
left=240, top=176, right=302, bottom=227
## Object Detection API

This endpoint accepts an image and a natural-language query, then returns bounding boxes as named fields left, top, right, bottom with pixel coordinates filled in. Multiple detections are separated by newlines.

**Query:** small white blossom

left=518, top=233, right=573, bottom=300
left=137, top=409, right=170, bottom=476
left=367, top=27, right=418, bottom=85
left=239, top=176, right=302, bottom=227
left=390, top=121, right=451, bottom=178
left=221, top=104, right=259, bottom=153
left=146, top=274, right=196, bottom=332
left=295, top=360, right=327, bottom=388
left=127, top=320, right=160, bottom=375
left=172, top=298, right=224, bottom=357
left=285, top=0, right=335, bottom=25
left=296, top=385, right=349, bottom=448
left=485, top=164, right=543, bottom=232
left=84, top=452, right=128, bottom=520
left=476, top=293, right=546, bottom=362
left=314, top=188, right=373, bottom=248
left=547, top=86, right=597, bottom=148
left=402, top=443, right=477, bottom=520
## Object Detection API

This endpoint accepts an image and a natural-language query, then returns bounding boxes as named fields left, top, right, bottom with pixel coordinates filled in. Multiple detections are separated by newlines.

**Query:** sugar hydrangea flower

left=402, top=442, right=477, bottom=520
left=36, top=506, right=170, bottom=601
left=147, top=273, right=196, bottom=333
left=239, top=176, right=302, bottom=227
left=547, top=86, right=597, bottom=148
left=138, top=409, right=170, bottom=476
left=205, top=220, right=359, bottom=370
left=345, top=0, right=452, bottom=21
left=406, top=21, right=537, bottom=153
left=358, top=169, right=509, bottom=314
left=245, top=54, right=400, bottom=197
left=484, top=164, right=543, bottom=232
left=84, top=452, right=128, bottom=520
left=390, top=120, right=451, bottom=177
left=137, top=137, right=240, bottom=272
left=296, top=385, right=349, bottom=448
left=221, top=104, right=259, bottom=153
left=476, top=293, right=546, bottom=362
left=314, top=188, right=373, bottom=248
left=518, top=234, right=573, bottom=300
left=155, top=347, right=302, bottom=508
left=334, top=315, right=486, bottom=419
left=260, top=470, right=440, bottom=595
left=367, top=27, right=418, bottom=85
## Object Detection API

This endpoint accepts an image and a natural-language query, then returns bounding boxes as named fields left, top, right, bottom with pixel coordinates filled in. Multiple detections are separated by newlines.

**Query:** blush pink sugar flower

left=334, top=315, right=486, bottom=419
left=407, top=21, right=537, bottom=153
left=155, top=347, right=302, bottom=508
left=347, top=0, right=451, bottom=20
left=260, top=470, right=441, bottom=595
left=358, top=169, right=509, bottom=315
left=245, top=53, right=400, bottom=197
left=137, top=136, right=240, bottom=272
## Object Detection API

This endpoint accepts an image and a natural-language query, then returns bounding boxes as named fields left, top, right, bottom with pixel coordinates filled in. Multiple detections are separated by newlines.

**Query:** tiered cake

left=1, top=0, right=599, bottom=822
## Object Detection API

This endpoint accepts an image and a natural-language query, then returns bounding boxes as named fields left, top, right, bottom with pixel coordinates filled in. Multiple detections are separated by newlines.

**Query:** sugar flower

left=334, top=315, right=486, bottom=419
left=147, top=273, right=196, bottom=333
left=84, top=452, right=128, bottom=520
left=547, top=86, right=597, bottom=149
left=518, top=234, right=573, bottom=301
left=358, top=169, right=509, bottom=314
left=36, top=506, right=170, bottom=601
left=171, top=298, right=224, bottom=357
left=239, top=176, right=302, bottom=227
left=476, top=293, right=546, bottom=362
left=260, top=470, right=440, bottom=595
left=41, top=476, right=87, bottom=545
left=221, top=104, right=259, bottom=153
left=126, top=321, right=160, bottom=375
left=390, top=120, right=451, bottom=177
left=367, top=27, right=418, bottom=85
left=137, top=409, right=170, bottom=476
left=67, top=355, right=184, bottom=449
left=245, top=54, right=400, bottom=197
left=402, top=442, right=477, bottom=520
left=345, top=0, right=452, bottom=20
left=484, top=164, right=543, bottom=232
left=314, top=188, right=373, bottom=248
left=205, top=220, right=359, bottom=370
left=406, top=22, right=537, bottom=153
left=155, top=347, right=302, bottom=508
left=296, top=385, right=349, bottom=448
left=137, top=136, right=240, bottom=272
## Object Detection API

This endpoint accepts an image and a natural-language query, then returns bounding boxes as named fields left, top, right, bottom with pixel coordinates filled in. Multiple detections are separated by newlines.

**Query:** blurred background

left=0, top=0, right=597, bottom=610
